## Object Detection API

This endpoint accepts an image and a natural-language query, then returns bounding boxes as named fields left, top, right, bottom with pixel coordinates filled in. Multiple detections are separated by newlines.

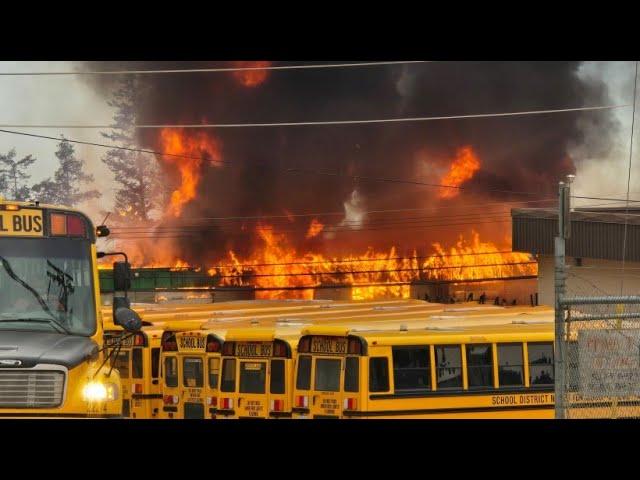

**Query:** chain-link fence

left=557, top=297, right=640, bottom=419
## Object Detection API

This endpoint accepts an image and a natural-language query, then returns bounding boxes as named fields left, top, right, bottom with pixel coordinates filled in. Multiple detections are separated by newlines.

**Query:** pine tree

left=0, top=149, right=36, bottom=201
left=100, top=77, right=161, bottom=221
left=32, top=138, right=101, bottom=207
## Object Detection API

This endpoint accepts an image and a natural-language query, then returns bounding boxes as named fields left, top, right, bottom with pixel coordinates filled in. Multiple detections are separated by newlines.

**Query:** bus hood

left=0, top=331, right=98, bottom=369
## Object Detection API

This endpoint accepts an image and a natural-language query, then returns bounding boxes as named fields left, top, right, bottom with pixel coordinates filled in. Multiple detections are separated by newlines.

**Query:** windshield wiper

left=0, top=255, right=69, bottom=332
left=0, top=317, right=72, bottom=334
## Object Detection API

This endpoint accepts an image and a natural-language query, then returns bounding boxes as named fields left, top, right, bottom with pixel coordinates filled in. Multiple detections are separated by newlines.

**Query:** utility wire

left=621, top=61, right=638, bottom=295
left=104, top=197, right=558, bottom=226
left=0, top=61, right=430, bottom=76
left=0, top=104, right=630, bottom=129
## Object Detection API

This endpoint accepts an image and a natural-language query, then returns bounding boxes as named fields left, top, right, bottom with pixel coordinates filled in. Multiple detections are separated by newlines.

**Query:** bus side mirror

left=113, top=261, right=132, bottom=291
left=114, top=307, right=142, bottom=332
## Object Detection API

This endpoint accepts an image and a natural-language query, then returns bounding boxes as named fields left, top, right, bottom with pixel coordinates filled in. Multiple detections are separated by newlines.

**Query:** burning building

left=87, top=61, right=618, bottom=301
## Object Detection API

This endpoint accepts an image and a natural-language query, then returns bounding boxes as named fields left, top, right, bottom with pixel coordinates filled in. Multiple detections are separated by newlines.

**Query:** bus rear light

left=134, top=384, right=143, bottom=394
left=50, top=213, right=67, bottom=235
left=163, top=395, right=179, bottom=405
left=206, top=396, right=217, bottom=407
left=222, top=342, right=234, bottom=356
left=220, top=398, right=233, bottom=410
left=161, top=332, right=178, bottom=352
left=133, top=334, right=145, bottom=346
left=66, top=214, right=86, bottom=236
left=298, top=338, right=310, bottom=353
left=296, top=395, right=308, bottom=408
left=348, top=338, right=362, bottom=355
left=50, top=213, right=86, bottom=237
left=271, top=399, right=284, bottom=412
left=343, top=398, right=357, bottom=410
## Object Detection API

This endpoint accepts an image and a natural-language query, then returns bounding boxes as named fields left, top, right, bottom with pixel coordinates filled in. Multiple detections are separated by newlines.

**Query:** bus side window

left=369, top=357, right=389, bottom=392
left=151, top=348, right=160, bottom=379
left=392, top=346, right=431, bottom=391
left=220, top=359, right=237, bottom=392
left=209, top=357, right=220, bottom=389
left=435, top=345, right=463, bottom=389
left=466, top=344, right=494, bottom=389
left=528, top=342, right=554, bottom=386
left=270, top=359, right=285, bottom=394
left=132, top=348, right=143, bottom=379
left=164, top=357, right=178, bottom=388
left=296, top=355, right=312, bottom=390
left=497, top=343, right=524, bottom=387
left=344, top=357, right=359, bottom=392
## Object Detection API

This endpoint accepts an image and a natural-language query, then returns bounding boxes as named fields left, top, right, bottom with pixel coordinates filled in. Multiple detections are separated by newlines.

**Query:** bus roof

left=348, top=322, right=553, bottom=346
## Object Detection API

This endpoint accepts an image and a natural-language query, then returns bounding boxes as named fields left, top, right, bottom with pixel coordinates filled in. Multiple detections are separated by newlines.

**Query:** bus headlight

left=82, top=382, right=119, bottom=402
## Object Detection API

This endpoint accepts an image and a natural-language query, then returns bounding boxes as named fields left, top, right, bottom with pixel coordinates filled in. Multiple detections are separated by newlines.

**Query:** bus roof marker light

left=50, top=213, right=67, bottom=235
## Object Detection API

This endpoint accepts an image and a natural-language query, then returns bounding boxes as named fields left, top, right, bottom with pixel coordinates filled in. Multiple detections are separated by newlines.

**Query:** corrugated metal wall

left=512, top=216, right=640, bottom=262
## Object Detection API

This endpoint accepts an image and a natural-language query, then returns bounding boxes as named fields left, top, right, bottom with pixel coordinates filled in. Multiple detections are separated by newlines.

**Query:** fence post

left=554, top=178, right=571, bottom=419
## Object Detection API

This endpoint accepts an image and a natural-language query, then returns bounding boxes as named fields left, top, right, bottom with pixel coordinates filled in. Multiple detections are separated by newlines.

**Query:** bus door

left=130, top=331, right=163, bottom=419
left=178, top=332, right=207, bottom=419
left=160, top=331, right=181, bottom=419
left=147, top=336, right=163, bottom=418
left=304, top=336, right=346, bottom=419
left=219, top=341, right=270, bottom=418
left=294, top=335, right=364, bottom=419
left=105, top=331, right=134, bottom=417
left=204, top=334, right=223, bottom=419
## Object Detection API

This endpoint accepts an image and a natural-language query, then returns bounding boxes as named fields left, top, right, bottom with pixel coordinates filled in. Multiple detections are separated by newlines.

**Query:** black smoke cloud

left=82, top=61, right=618, bottom=262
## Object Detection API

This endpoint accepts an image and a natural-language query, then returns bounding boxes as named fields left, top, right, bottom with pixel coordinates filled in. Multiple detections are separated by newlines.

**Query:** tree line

left=0, top=77, right=164, bottom=219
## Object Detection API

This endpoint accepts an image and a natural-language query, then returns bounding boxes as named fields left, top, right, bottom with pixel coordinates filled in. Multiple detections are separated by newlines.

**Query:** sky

left=0, top=61, right=638, bottom=224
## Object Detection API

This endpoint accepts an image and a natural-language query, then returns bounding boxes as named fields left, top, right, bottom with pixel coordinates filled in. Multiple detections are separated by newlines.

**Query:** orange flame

left=439, top=146, right=481, bottom=199
left=232, top=61, right=271, bottom=87
left=208, top=223, right=537, bottom=301
left=305, top=218, right=324, bottom=239
left=159, top=128, right=222, bottom=218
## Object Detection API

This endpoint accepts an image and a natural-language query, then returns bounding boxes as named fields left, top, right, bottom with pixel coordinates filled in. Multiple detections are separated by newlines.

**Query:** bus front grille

left=0, top=370, right=65, bottom=408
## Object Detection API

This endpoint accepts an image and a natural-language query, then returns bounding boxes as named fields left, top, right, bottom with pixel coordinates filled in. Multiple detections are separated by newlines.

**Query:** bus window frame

left=465, top=343, right=495, bottom=390
left=296, top=354, right=312, bottom=391
left=434, top=344, right=464, bottom=391
left=497, top=342, right=525, bottom=388
left=132, top=347, right=144, bottom=380
left=368, top=356, right=390, bottom=393
left=208, top=357, right=220, bottom=390
left=391, top=345, right=433, bottom=393
left=182, top=356, right=204, bottom=388
left=344, top=356, right=359, bottom=393
left=270, top=358, right=286, bottom=395
left=220, top=358, right=237, bottom=393
left=164, top=355, right=179, bottom=388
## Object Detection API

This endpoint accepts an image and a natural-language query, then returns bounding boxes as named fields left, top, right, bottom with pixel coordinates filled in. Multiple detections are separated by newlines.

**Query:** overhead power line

left=141, top=249, right=533, bottom=270
left=0, top=128, right=543, bottom=197
left=0, top=61, right=430, bottom=76
left=0, top=104, right=630, bottom=129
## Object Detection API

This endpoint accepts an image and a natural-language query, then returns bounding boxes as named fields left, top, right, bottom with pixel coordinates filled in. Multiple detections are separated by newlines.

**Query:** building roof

left=511, top=207, right=640, bottom=261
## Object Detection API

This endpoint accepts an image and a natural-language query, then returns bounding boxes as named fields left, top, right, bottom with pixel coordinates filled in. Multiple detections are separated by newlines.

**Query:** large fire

left=206, top=224, right=537, bottom=300
left=106, top=132, right=537, bottom=302
left=439, top=146, right=481, bottom=199
left=159, top=128, right=222, bottom=217
left=231, top=61, right=272, bottom=87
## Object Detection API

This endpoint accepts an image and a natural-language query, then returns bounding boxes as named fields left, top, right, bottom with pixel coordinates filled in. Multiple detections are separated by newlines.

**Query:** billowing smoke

left=80, top=61, right=621, bottom=262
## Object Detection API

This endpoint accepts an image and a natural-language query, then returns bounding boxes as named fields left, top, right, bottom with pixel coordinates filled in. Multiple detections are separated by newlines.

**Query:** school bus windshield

left=0, top=237, right=96, bottom=336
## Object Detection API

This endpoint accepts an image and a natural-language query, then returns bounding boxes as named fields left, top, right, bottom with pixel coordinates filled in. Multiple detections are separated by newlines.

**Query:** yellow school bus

left=0, top=198, right=144, bottom=417
left=292, top=322, right=554, bottom=419
left=104, top=325, right=165, bottom=419
left=217, top=328, right=298, bottom=419
left=160, top=323, right=222, bottom=419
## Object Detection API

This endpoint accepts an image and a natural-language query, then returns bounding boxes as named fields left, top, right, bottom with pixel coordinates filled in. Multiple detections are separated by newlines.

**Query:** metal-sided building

left=511, top=207, right=640, bottom=306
